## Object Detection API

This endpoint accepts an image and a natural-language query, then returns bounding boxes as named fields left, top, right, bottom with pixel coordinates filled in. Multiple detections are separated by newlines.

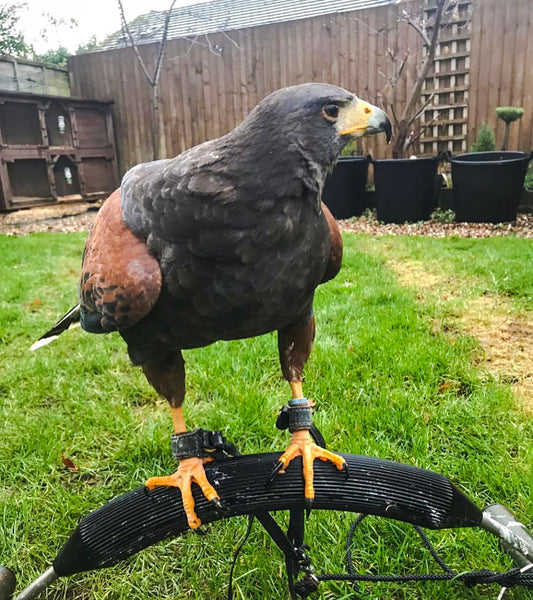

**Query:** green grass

left=1, top=232, right=532, bottom=599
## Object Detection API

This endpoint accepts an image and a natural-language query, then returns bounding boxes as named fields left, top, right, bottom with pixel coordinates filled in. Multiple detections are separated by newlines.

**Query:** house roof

left=97, top=0, right=398, bottom=52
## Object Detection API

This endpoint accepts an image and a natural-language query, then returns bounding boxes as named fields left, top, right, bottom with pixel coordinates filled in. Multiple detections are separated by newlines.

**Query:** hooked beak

left=338, top=99, right=392, bottom=144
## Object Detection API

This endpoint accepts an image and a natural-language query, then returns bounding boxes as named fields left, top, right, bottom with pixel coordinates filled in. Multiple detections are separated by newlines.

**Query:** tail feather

left=30, top=305, right=81, bottom=351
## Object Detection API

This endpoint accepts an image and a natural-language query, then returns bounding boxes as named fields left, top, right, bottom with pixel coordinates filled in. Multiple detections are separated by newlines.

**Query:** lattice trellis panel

left=420, top=0, right=473, bottom=155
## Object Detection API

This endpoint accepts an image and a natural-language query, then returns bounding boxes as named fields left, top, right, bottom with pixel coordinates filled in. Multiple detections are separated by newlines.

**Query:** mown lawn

left=0, top=231, right=531, bottom=599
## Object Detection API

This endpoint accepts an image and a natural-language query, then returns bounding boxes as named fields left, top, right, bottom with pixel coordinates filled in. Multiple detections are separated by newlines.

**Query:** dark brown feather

left=82, top=85, right=350, bottom=365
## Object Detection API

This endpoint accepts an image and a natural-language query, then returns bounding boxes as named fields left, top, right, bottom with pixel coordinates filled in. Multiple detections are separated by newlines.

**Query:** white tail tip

left=30, top=336, right=59, bottom=351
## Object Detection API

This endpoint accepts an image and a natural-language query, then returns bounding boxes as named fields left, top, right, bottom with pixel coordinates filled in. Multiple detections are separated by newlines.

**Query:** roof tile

left=97, top=0, right=397, bottom=51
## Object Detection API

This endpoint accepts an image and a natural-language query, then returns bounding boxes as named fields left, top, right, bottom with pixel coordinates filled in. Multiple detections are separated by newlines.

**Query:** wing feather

left=79, top=190, right=162, bottom=332
left=320, top=202, right=343, bottom=283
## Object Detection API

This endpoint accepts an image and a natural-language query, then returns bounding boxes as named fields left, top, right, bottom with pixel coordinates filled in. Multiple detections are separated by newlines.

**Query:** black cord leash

left=222, top=414, right=533, bottom=598
left=322, top=515, right=533, bottom=594
left=228, top=512, right=533, bottom=599
left=318, top=568, right=533, bottom=586
left=227, top=515, right=255, bottom=600
left=227, top=513, right=319, bottom=600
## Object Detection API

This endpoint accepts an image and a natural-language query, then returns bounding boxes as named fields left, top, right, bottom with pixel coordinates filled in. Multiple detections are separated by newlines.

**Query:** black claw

left=342, top=461, right=350, bottom=481
left=305, top=497, right=314, bottom=518
left=210, top=497, right=228, bottom=516
left=268, top=461, right=284, bottom=485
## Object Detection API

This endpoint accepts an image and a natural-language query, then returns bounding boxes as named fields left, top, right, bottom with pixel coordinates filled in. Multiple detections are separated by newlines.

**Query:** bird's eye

left=322, top=103, right=340, bottom=122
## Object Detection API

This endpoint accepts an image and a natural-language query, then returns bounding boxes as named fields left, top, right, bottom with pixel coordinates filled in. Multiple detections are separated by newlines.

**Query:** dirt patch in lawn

left=387, top=258, right=448, bottom=290
left=390, top=260, right=532, bottom=413
left=462, top=296, right=533, bottom=414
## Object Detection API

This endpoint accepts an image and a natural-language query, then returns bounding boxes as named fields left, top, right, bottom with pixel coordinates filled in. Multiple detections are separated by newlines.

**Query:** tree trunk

left=394, top=0, right=447, bottom=158
left=392, top=120, right=410, bottom=159
left=118, top=0, right=176, bottom=162
left=502, top=122, right=510, bottom=151
left=152, top=86, right=160, bottom=160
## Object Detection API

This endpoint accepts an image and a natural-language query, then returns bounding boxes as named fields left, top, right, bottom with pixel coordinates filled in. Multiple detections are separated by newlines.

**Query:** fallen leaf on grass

left=26, top=298, right=42, bottom=312
left=61, top=455, right=79, bottom=471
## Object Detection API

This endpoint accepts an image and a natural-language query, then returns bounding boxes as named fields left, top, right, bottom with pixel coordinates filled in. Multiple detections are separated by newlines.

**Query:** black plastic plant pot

left=322, top=155, right=369, bottom=219
left=373, top=157, right=439, bottom=224
left=450, top=151, right=531, bottom=223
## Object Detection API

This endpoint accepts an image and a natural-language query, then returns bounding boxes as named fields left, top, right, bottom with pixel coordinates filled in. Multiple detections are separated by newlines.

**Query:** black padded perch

left=3, top=453, right=532, bottom=600
left=53, top=452, right=482, bottom=576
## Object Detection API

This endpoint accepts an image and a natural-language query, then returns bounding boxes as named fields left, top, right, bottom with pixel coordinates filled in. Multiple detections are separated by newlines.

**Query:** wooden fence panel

left=68, top=0, right=532, bottom=177
left=468, top=0, right=533, bottom=152
left=0, top=57, right=70, bottom=96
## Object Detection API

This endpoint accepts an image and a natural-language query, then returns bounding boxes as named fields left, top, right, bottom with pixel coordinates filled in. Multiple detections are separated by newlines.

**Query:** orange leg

left=145, top=407, right=222, bottom=529
left=277, top=320, right=347, bottom=508
left=291, top=381, right=304, bottom=399
left=170, top=406, right=187, bottom=433
left=141, top=352, right=223, bottom=530
left=273, top=403, right=346, bottom=507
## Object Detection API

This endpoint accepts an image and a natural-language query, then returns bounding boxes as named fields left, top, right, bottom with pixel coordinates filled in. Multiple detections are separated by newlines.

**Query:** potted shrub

left=496, top=107, right=524, bottom=151
left=470, top=123, right=496, bottom=153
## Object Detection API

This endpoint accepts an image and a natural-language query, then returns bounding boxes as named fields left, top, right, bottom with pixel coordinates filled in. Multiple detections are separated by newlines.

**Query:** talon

left=210, top=497, right=227, bottom=515
left=305, top=497, right=314, bottom=518
left=277, top=429, right=344, bottom=509
left=268, top=460, right=285, bottom=483
left=342, top=461, right=349, bottom=481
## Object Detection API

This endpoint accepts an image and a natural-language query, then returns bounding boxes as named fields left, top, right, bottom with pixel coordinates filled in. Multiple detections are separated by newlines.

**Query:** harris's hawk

left=32, top=83, right=391, bottom=528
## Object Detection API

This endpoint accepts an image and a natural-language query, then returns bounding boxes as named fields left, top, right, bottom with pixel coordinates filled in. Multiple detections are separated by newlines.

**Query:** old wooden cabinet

left=0, top=91, right=118, bottom=211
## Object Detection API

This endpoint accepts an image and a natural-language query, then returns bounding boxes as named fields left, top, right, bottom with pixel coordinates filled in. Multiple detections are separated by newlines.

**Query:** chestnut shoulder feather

left=79, top=190, right=162, bottom=333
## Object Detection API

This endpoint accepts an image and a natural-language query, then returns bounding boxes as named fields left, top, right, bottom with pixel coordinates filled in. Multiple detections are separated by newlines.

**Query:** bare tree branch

left=394, top=53, right=409, bottom=83
left=204, top=33, right=221, bottom=56
left=370, top=0, right=472, bottom=157
left=346, top=14, right=391, bottom=46
left=167, top=30, right=242, bottom=62
left=400, top=0, right=445, bottom=125
left=411, top=91, right=437, bottom=124
left=153, top=0, right=177, bottom=88
left=221, top=30, right=243, bottom=51
left=390, top=103, right=401, bottom=132
left=402, top=9, right=431, bottom=47
left=409, top=113, right=440, bottom=146
left=118, top=0, right=154, bottom=85
left=117, top=0, right=178, bottom=160
left=167, top=35, right=202, bottom=60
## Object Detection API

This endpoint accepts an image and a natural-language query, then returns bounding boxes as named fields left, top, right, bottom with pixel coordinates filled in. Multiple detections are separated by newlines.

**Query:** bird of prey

left=32, top=83, right=391, bottom=529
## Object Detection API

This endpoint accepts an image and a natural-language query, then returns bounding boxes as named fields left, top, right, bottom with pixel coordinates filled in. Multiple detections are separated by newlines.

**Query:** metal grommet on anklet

left=288, top=398, right=309, bottom=407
